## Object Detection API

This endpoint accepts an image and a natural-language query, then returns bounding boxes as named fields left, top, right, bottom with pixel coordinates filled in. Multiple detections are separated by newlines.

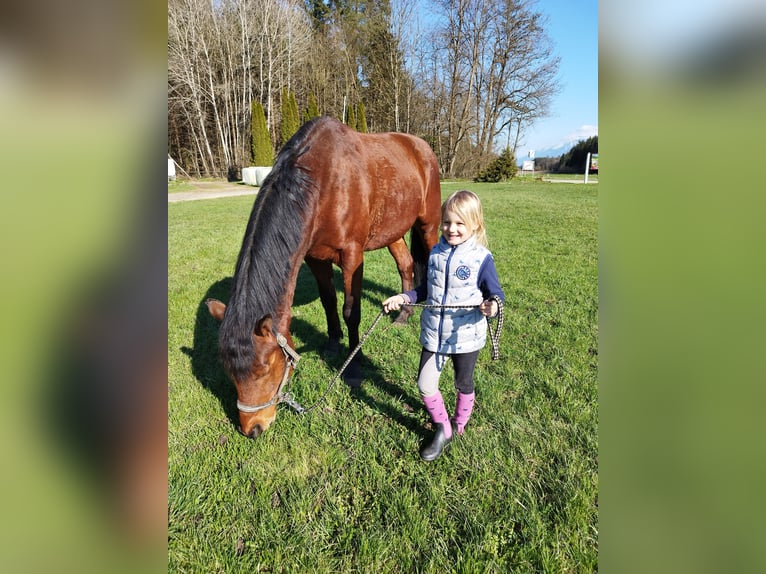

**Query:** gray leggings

left=417, top=349, right=480, bottom=397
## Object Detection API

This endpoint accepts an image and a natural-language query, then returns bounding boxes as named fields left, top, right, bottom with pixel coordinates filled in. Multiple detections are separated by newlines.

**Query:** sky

left=517, top=0, right=599, bottom=158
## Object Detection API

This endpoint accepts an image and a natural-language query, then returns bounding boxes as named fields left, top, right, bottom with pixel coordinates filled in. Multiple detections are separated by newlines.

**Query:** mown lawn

left=168, top=179, right=598, bottom=572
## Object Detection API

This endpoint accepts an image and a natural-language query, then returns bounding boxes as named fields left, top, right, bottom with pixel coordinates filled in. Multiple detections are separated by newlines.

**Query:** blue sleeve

left=477, top=254, right=505, bottom=302
left=402, top=279, right=427, bottom=304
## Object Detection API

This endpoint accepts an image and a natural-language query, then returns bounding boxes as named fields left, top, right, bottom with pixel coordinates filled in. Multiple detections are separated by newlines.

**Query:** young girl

left=383, top=190, right=505, bottom=461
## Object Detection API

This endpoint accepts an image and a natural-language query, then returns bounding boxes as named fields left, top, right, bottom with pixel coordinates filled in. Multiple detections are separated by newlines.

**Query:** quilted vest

left=420, top=236, right=490, bottom=354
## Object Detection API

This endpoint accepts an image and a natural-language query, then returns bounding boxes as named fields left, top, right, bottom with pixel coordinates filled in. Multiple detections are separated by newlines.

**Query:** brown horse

left=206, top=116, right=441, bottom=437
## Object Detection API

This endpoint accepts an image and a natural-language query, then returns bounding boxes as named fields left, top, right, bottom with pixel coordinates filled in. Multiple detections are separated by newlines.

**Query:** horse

left=205, top=116, right=441, bottom=437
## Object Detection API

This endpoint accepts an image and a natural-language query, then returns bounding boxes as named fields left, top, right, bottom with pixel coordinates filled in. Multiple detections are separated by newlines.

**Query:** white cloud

left=553, top=125, right=598, bottom=150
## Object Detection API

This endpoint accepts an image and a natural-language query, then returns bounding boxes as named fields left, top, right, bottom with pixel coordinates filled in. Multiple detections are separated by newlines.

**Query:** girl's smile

left=442, top=210, right=473, bottom=246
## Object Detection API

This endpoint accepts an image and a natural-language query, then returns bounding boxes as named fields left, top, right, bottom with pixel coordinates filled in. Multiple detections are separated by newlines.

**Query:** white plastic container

left=241, top=167, right=258, bottom=186
left=255, top=166, right=272, bottom=186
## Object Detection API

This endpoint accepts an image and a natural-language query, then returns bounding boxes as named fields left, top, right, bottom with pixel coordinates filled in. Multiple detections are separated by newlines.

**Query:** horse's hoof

left=392, top=311, right=411, bottom=326
left=344, top=375, right=362, bottom=389
left=344, top=361, right=363, bottom=388
left=324, top=339, right=342, bottom=357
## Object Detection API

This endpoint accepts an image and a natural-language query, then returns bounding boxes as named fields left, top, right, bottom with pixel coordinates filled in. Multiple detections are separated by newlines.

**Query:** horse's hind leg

left=388, top=238, right=415, bottom=325
left=305, top=256, right=342, bottom=355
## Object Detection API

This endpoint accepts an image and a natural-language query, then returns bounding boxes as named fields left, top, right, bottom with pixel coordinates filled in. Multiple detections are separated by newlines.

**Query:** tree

left=359, top=3, right=406, bottom=131
left=533, top=156, right=560, bottom=173
left=251, top=101, right=274, bottom=166
left=357, top=101, right=368, bottom=133
left=281, top=88, right=301, bottom=147
left=305, top=0, right=331, bottom=30
left=430, top=0, right=559, bottom=178
left=559, top=136, right=598, bottom=173
left=347, top=102, right=357, bottom=130
left=478, top=2, right=560, bottom=162
left=474, top=147, right=518, bottom=182
left=168, top=0, right=311, bottom=177
left=305, top=93, right=320, bottom=121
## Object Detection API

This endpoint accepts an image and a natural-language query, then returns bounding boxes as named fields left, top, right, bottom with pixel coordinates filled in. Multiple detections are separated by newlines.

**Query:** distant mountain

left=522, top=125, right=599, bottom=162
left=529, top=143, right=573, bottom=159
left=516, top=143, right=572, bottom=167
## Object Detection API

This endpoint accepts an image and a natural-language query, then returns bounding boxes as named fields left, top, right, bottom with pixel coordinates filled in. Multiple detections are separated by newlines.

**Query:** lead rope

left=487, top=295, right=504, bottom=360
left=287, top=308, right=389, bottom=414
left=406, top=299, right=504, bottom=360
left=285, top=299, right=504, bottom=414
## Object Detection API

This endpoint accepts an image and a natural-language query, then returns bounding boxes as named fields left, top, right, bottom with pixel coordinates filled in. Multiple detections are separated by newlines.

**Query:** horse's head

left=205, top=299, right=295, bottom=438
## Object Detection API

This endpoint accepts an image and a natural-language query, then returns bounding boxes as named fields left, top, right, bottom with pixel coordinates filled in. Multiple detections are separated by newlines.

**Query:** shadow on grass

left=182, top=266, right=425, bottom=437
left=350, top=363, right=427, bottom=438
left=289, top=316, right=426, bottom=438
left=180, top=277, right=239, bottom=428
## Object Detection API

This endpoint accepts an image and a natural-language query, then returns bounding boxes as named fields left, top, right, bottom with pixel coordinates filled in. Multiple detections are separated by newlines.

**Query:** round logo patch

left=455, top=265, right=471, bottom=280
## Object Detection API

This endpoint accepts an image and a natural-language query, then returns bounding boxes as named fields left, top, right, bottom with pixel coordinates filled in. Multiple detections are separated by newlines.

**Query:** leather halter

left=236, top=333, right=301, bottom=414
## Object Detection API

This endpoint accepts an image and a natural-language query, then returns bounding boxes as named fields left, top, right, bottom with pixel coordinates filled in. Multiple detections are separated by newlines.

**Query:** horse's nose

left=238, top=423, right=263, bottom=439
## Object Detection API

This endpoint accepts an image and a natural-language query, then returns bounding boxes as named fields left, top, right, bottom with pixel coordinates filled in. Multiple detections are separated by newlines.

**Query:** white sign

left=528, top=150, right=535, bottom=159
left=168, top=158, right=176, bottom=180
left=522, top=160, right=535, bottom=171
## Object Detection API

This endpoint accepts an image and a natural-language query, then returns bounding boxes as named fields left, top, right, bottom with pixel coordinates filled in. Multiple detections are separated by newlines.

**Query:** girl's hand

left=382, top=294, right=407, bottom=314
left=480, top=299, right=498, bottom=317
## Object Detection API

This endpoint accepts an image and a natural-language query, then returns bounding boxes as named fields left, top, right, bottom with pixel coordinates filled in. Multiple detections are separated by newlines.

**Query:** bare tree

left=389, top=0, right=422, bottom=132
left=427, top=0, right=559, bottom=177
left=479, top=1, right=560, bottom=161
left=168, top=0, right=217, bottom=175
left=168, top=0, right=311, bottom=177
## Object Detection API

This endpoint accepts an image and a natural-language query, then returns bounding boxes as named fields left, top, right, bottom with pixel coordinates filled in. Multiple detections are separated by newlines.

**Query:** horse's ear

left=206, top=299, right=226, bottom=322
left=255, top=315, right=273, bottom=338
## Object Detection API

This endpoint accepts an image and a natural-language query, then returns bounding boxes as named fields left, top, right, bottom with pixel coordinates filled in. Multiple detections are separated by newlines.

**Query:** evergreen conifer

left=251, top=101, right=274, bottom=166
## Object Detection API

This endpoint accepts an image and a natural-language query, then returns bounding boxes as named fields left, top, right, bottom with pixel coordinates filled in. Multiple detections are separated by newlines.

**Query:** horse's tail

left=409, top=226, right=429, bottom=287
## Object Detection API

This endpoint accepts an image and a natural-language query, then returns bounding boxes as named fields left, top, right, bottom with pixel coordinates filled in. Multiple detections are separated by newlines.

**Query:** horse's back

left=302, top=117, right=437, bottom=187
left=298, top=117, right=440, bottom=254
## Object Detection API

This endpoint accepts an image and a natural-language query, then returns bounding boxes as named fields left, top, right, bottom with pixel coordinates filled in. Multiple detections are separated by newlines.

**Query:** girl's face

left=441, top=209, right=474, bottom=246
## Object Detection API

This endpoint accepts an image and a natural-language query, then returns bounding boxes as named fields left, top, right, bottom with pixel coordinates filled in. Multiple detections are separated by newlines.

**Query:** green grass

left=517, top=173, right=599, bottom=183
left=168, top=179, right=195, bottom=193
left=168, top=180, right=598, bottom=572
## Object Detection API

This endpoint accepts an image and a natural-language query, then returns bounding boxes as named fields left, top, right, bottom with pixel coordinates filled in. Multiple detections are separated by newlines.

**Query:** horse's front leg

left=387, top=238, right=415, bottom=325
left=340, top=250, right=364, bottom=388
left=305, top=256, right=343, bottom=355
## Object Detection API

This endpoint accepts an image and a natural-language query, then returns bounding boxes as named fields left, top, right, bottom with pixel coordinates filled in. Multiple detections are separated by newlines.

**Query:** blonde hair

left=441, top=190, right=488, bottom=247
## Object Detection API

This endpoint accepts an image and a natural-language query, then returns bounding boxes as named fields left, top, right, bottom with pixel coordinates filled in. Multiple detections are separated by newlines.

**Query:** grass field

left=168, top=179, right=598, bottom=572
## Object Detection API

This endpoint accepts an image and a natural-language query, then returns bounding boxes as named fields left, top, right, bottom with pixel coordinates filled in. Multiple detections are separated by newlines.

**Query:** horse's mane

left=219, top=118, right=321, bottom=379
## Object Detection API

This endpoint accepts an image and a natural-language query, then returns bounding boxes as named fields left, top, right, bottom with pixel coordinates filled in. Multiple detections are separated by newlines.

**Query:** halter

left=236, top=333, right=301, bottom=414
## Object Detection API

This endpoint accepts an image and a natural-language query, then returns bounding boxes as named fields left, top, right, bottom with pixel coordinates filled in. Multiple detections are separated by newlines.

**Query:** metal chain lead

left=284, top=299, right=504, bottom=414
left=487, top=295, right=504, bottom=360
left=289, top=308, right=388, bottom=414
left=404, top=298, right=504, bottom=360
